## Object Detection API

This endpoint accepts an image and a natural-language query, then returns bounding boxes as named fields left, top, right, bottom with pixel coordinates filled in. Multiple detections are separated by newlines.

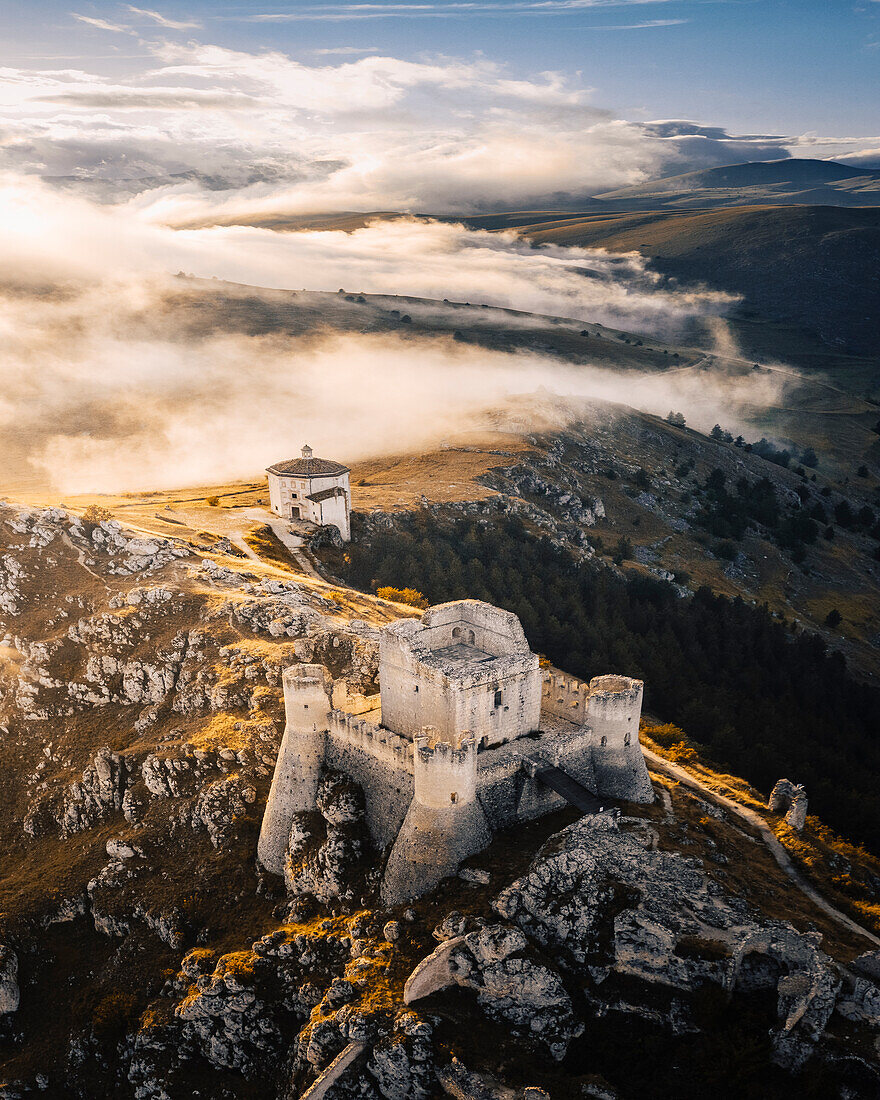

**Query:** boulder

left=0, top=947, right=19, bottom=1015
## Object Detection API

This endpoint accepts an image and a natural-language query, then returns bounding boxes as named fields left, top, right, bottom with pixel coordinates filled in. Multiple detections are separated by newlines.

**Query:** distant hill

left=593, top=158, right=880, bottom=210
left=458, top=204, right=880, bottom=355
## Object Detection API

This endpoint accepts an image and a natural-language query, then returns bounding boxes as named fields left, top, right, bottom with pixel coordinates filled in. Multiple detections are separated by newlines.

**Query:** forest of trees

left=338, top=511, right=880, bottom=851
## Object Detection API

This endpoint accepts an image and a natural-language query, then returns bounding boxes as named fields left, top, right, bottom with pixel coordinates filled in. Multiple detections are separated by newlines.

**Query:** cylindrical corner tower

left=257, top=664, right=332, bottom=875
left=588, top=675, right=653, bottom=803
left=381, top=729, right=490, bottom=905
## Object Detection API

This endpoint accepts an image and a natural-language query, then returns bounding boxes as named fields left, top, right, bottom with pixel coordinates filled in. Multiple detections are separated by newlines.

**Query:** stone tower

left=587, top=675, right=653, bottom=803
left=257, top=664, right=332, bottom=876
left=380, top=729, right=491, bottom=905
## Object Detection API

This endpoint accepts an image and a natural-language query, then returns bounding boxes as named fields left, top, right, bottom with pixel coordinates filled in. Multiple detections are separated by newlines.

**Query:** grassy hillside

left=457, top=205, right=880, bottom=356
left=593, top=158, right=880, bottom=210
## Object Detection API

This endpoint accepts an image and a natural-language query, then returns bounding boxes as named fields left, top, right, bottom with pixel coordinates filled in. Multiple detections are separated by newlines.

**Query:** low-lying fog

left=0, top=175, right=791, bottom=495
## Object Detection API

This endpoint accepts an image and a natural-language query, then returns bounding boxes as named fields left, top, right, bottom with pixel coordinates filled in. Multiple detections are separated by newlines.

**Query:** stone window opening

left=624, top=731, right=631, bottom=746
left=414, top=685, right=419, bottom=693
left=494, top=689, right=503, bottom=708
left=303, top=704, right=309, bottom=710
left=467, top=630, right=476, bottom=645
left=452, top=626, right=462, bottom=640
left=600, top=735, right=607, bottom=747
left=450, top=792, right=458, bottom=804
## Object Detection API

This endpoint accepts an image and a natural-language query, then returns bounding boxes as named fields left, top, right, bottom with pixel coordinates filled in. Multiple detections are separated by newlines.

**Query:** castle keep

left=258, top=599, right=653, bottom=904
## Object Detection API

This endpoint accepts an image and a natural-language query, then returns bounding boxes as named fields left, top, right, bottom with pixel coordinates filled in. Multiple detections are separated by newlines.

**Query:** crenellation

left=259, top=599, right=654, bottom=901
left=328, top=708, right=414, bottom=771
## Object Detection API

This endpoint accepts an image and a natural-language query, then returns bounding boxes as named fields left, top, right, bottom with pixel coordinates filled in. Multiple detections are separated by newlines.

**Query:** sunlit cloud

left=0, top=174, right=763, bottom=496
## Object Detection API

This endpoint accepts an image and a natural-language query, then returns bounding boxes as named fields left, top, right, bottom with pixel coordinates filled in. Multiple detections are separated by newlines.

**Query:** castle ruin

left=258, top=599, right=653, bottom=904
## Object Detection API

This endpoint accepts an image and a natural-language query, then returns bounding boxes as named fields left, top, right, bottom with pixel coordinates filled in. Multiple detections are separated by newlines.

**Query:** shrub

left=206, top=496, right=220, bottom=507
left=612, top=536, right=632, bottom=564
left=81, top=504, right=112, bottom=525
left=376, top=586, right=429, bottom=609
left=825, top=608, right=842, bottom=628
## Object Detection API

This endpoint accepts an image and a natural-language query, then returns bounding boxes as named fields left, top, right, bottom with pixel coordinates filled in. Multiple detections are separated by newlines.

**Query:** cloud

left=2, top=29, right=872, bottom=221
left=311, top=46, right=382, bottom=55
left=830, top=148, right=880, bottom=169
left=593, top=20, right=687, bottom=29
left=72, top=13, right=131, bottom=33
left=125, top=6, right=202, bottom=30
left=33, top=88, right=265, bottom=110
left=247, top=1, right=680, bottom=22
left=0, top=174, right=734, bottom=325
left=0, top=39, right=804, bottom=217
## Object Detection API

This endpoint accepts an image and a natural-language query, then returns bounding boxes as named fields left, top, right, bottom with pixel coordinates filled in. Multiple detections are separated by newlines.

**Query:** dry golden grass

left=349, top=434, right=534, bottom=512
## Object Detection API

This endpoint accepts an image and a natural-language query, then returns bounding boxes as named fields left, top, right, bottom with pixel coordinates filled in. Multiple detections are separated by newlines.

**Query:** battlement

left=542, top=672, right=590, bottom=721
left=413, top=730, right=479, bottom=808
left=328, top=708, right=414, bottom=772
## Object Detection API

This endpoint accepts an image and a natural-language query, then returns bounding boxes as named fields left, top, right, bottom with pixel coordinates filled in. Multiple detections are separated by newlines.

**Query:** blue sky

left=0, top=1, right=877, bottom=215
left=4, top=1, right=878, bottom=135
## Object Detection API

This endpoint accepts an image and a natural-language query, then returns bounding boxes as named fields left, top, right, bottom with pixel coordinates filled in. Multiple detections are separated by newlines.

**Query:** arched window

left=467, top=630, right=475, bottom=645
left=452, top=626, right=462, bottom=640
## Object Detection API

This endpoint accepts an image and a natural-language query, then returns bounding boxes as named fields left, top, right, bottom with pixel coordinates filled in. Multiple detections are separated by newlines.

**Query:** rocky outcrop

left=284, top=771, right=371, bottom=906
left=726, top=926, right=841, bottom=1068
left=405, top=924, right=582, bottom=1061
left=768, top=778, right=808, bottom=831
left=490, top=813, right=849, bottom=1068
left=50, top=747, right=129, bottom=836
left=0, top=946, right=19, bottom=1015
left=174, top=925, right=350, bottom=1076
left=194, top=774, right=257, bottom=848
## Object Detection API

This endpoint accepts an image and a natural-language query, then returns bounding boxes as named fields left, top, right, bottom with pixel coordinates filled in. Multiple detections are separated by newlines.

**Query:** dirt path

left=260, top=517, right=324, bottom=580
left=644, top=747, right=880, bottom=949
left=60, top=532, right=112, bottom=591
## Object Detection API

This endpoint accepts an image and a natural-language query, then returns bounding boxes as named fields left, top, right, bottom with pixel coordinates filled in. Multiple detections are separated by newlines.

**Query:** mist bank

left=0, top=173, right=794, bottom=496
left=0, top=289, right=791, bottom=494
left=0, top=175, right=736, bottom=337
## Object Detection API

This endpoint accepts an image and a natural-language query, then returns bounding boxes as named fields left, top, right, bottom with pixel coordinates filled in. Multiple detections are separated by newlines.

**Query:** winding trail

left=643, top=747, right=880, bottom=949
left=60, top=531, right=112, bottom=592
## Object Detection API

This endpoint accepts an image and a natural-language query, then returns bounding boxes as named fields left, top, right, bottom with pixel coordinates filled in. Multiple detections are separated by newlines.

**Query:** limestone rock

left=405, top=923, right=582, bottom=1060
left=768, top=779, right=808, bottom=831
left=284, top=771, right=369, bottom=905
left=194, top=774, right=257, bottom=848
left=0, top=947, right=19, bottom=1015
left=55, top=747, right=128, bottom=836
